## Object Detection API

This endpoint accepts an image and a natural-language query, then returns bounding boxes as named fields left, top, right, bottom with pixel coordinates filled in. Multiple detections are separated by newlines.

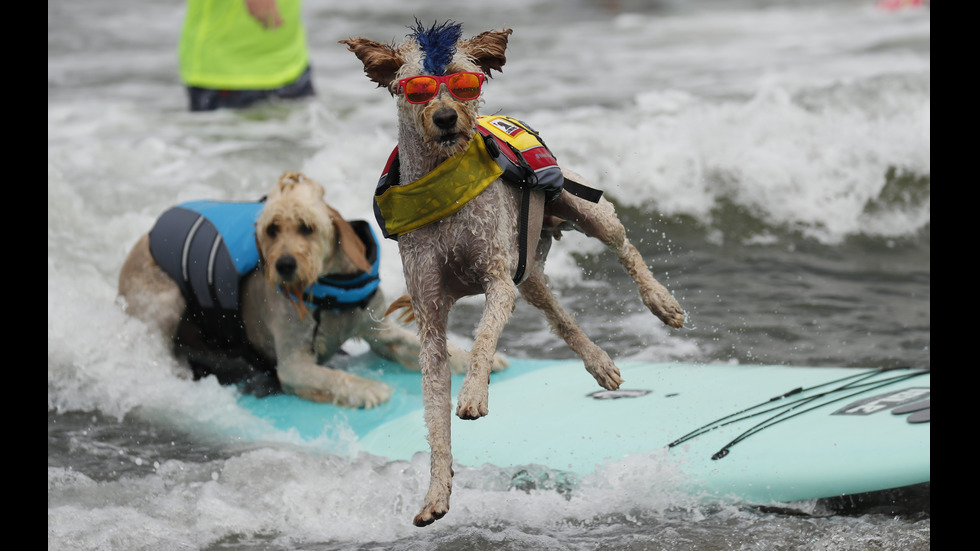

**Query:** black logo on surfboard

left=588, top=389, right=652, bottom=400
left=834, top=387, right=930, bottom=423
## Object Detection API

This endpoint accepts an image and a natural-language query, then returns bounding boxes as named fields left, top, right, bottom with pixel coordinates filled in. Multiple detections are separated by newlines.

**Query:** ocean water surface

left=49, top=0, right=929, bottom=549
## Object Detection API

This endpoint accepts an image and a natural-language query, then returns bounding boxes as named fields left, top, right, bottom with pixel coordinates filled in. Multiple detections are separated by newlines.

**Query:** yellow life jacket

left=374, top=116, right=567, bottom=239
left=374, top=132, right=503, bottom=238
left=373, top=115, right=604, bottom=284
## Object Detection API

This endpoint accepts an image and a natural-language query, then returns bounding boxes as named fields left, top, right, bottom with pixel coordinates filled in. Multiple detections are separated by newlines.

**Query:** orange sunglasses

left=397, top=72, right=486, bottom=104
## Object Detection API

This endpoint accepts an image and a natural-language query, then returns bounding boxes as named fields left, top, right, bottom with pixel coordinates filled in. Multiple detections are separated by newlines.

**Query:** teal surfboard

left=238, top=358, right=930, bottom=504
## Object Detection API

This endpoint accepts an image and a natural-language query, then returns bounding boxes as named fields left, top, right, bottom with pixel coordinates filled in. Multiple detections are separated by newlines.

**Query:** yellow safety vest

left=178, top=0, right=309, bottom=90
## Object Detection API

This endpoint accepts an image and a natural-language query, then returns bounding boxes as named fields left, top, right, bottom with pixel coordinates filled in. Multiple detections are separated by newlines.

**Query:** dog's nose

left=432, top=108, right=458, bottom=130
left=275, top=255, right=297, bottom=278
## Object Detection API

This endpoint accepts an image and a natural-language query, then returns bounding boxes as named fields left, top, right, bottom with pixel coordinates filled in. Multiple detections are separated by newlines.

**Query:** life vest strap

left=513, top=183, right=545, bottom=284
left=562, top=177, right=604, bottom=203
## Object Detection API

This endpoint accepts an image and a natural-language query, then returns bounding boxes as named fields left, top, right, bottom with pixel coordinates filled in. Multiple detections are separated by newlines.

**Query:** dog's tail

left=384, top=294, right=415, bottom=323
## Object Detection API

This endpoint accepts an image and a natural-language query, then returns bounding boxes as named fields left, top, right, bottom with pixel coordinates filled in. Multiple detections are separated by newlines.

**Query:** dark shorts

left=186, top=65, right=315, bottom=112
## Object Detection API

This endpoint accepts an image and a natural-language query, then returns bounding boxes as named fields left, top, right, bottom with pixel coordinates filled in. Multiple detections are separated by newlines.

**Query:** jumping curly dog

left=342, top=21, right=684, bottom=525
left=118, top=171, right=499, bottom=408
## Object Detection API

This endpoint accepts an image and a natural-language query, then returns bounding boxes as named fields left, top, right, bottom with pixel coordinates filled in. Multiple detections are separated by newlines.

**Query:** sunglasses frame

left=397, top=72, right=487, bottom=104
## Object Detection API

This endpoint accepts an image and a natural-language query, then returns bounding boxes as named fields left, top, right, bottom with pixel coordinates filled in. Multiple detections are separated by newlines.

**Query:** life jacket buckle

left=482, top=133, right=500, bottom=158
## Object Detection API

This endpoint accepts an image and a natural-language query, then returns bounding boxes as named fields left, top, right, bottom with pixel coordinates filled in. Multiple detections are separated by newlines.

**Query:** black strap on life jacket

left=480, top=131, right=597, bottom=285
left=514, top=185, right=533, bottom=284
left=562, top=177, right=603, bottom=203
left=504, top=135, right=536, bottom=285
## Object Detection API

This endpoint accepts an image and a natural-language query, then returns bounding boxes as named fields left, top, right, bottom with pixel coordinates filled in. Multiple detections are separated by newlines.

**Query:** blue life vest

left=148, top=200, right=381, bottom=363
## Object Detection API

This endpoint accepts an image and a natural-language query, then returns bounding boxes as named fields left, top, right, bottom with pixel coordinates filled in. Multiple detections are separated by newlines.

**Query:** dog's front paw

left=456, top=375, right=489, bottom=419
left=345, top=377, right=394, bottom=409
left=292, top=374, right=393, bottom=409
left=582, top=349, right=623, bottom=390
left=413, top=500, right=449, bottom=527
left=414, top=460, right=452, bottom=527
left=641, top=285, right=685, bottom=329
left=595, top=366, right=624, bottom=390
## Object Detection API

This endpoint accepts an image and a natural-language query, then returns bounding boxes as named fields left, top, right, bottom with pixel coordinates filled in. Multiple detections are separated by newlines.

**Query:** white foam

left=48, top=1, right=929, bottom=546
left=48, top=443, right=704, bottom=549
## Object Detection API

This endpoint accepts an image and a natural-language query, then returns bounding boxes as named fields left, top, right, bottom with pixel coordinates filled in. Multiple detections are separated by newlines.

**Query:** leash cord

left=664, top=368, right=928, bottom=457
left=707, top=370, right=928, bottom=460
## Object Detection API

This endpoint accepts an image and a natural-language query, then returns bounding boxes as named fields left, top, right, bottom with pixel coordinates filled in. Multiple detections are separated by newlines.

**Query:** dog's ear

left=340, top=38, right=403, bottom=91
left=275, top=171, right=306, bottom=197
left=464, top=28, right=513, bottom=75
left=325, top=205, right=373, bottom=273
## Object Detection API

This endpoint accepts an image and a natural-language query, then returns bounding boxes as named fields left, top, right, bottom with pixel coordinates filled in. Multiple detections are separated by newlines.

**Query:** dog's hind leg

left=118, top=234, right=185, bottom=338
left=547, top=177, right=685, bottom=329
left=456, top=277, right=518, bottom=420
left=410, top=285, right=456, bottom=527
left=518, top=267, right=624, bottom=390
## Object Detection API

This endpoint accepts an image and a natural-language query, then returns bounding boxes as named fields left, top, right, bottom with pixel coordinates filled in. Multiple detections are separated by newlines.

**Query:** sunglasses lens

left=404, top=77, right=437, bottom=103
left=448, top=73, right=482, bottom=99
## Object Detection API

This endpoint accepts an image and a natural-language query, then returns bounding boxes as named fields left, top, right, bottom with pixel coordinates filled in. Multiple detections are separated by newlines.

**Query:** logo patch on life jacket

left=486, top=116, right=525, bottom=137
left=476, top=116, right=564, bottom=201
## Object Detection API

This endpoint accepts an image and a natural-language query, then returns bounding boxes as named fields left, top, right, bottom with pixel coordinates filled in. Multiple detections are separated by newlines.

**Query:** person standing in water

left=179, top=0, right=315, bottom=111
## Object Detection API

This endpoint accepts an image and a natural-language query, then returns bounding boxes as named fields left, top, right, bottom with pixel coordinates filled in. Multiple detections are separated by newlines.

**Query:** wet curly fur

left=342, top=22, right=684, bottom=526
left=117, top=171, right=486, bottom=408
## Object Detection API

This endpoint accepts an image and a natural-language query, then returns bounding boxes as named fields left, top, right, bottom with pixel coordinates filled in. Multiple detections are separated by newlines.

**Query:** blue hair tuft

left=410, top=19, right=463, bottom=75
